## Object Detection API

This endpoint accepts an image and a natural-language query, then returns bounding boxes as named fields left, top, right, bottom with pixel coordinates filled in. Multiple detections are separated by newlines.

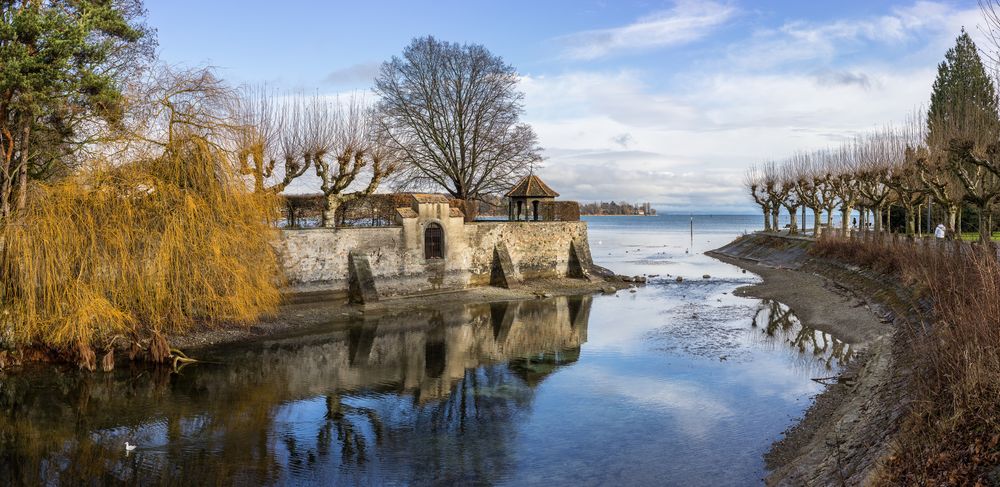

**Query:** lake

left=0, top=215, right=851, bottom=486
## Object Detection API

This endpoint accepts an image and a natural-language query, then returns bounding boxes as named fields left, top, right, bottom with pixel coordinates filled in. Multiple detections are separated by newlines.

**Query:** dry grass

left=0, top=134, right=282, bottom=368
left=812, top=235, right=1000, bottom=485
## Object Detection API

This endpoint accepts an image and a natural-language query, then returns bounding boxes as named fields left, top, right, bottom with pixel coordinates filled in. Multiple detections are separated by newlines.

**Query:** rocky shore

left=709, top=233, right=919, bottom=486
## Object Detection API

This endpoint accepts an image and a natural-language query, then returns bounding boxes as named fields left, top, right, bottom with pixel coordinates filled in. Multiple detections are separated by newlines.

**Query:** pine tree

left=924, top=29, right=1000, bottom=238
left=927, top=28, right=999, bottom=143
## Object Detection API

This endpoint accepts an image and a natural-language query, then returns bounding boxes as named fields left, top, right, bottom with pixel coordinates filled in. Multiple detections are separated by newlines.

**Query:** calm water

left=0, top=215, right=854, bottom=486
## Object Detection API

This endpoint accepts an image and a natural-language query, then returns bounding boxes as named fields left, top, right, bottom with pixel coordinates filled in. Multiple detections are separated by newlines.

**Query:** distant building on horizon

left=579, top=201, right=657, bottom=216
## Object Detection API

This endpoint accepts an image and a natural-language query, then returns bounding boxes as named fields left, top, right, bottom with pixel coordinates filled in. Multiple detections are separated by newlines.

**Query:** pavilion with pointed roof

left=505, top=174, right=560, bottom=221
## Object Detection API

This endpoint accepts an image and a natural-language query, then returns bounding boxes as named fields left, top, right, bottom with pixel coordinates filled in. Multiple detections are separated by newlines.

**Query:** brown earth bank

left=709, top=233, right=924, bottom=486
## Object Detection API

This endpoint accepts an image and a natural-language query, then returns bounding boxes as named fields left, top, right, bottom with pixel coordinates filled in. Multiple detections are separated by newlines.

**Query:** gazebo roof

left=505, top=175, right=559, bottom=198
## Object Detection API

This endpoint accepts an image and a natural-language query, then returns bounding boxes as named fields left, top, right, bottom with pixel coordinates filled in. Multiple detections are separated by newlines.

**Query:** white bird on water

left=125, top=442, right=137, bottom=452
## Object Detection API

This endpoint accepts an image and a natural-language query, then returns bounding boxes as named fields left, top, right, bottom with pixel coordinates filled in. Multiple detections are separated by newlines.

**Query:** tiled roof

left=505, top=175, right=559, bottom=198
left=395, top=207, right=418, bottom=219
left=410, top=193, right=450, bottom=204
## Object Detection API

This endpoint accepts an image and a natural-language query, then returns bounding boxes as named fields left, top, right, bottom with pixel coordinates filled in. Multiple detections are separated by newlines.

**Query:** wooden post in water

left=689, top=216, right=693, bottom=248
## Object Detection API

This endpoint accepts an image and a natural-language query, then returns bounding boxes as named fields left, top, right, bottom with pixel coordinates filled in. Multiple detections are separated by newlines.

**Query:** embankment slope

left=710, top=234, right=914, bottom=486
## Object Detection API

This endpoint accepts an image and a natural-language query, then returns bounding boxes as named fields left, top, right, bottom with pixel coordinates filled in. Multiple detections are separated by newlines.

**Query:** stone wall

left=277, top=214, right=593, bottom=298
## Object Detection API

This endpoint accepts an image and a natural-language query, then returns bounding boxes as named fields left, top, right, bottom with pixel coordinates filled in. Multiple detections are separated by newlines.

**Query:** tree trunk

left=800, top=207, right=806, bottom=235
left=762, top=207, right=771, bottom=232
left=905, top=206, right=915, bottom=235
left=771, top=208, right=780, bottom=233
left=841, top=204, right=853, bottom=236
left=787, top=206, right=798, bottom=235
left=14, top=122, right=29, bottom=212
left=322, top=196, right=340, bottom=228
left=462, top=199, right=478, bottom=222
left=812, top=207, right=821, bottom=236
left=978, top=208, right=990, bottom=243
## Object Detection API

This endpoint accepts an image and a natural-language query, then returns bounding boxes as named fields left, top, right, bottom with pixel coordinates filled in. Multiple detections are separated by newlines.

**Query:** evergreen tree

left=0, top=1, right=155, bottom=217
left=927, top=28, right=999, bottom=144
left=924, top=29, right=1000, bottom=237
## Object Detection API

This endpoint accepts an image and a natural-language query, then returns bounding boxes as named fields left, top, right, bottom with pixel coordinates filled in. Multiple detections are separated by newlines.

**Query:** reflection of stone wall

left=233, top=296, right=591, bottom=403
left=0, top=296, right=593, bottom=485
left=277, top=202, right=593, bottom=296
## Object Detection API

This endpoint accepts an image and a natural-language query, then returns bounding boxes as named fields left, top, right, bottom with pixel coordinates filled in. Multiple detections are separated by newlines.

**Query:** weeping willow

left=0, top=134, right=282, bottom=366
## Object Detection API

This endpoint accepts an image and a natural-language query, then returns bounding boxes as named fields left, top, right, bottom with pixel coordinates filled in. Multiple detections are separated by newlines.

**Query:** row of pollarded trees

left=748, top=29, right=1000, bottom=243
left=745, top=125, right=919, bottom=237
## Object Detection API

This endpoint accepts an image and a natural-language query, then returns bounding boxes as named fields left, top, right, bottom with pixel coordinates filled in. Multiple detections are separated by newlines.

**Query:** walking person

left=935, top=222, right=947, bottom=239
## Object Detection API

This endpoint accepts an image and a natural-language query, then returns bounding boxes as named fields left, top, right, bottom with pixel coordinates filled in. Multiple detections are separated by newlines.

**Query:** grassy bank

left=811, top=236, right=1000, bottom=485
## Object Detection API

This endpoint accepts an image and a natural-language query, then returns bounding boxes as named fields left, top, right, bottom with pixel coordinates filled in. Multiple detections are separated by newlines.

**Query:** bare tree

left=745, top=165, right=772, bottom=231
left=231, top=85, right=309, bottom=194
left=830, top=144, right=862, bottom=235
left=813, top=150, right=841, bottom=232
left=283, top=95, right=400, bottom=227
left=759, top=161, right=789, bottom=232
left=858, top=128, right=908, bottom=233
left=374, top=36, right=542, bottom=221
left=883, top=146, right=927, bottom=235
left=779, top=165, right=801, bottom=235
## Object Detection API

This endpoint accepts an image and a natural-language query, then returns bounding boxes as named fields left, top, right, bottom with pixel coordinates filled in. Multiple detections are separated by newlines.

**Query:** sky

left=147, top=0, right=989, bottom=213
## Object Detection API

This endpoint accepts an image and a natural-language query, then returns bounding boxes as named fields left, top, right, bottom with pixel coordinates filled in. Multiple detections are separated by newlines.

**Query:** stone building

left=506, top=175, right=559, bottom=221
left=278, top=180, right=594, bottom=303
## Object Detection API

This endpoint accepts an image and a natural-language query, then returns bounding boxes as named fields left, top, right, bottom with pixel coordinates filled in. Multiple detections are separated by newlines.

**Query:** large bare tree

left=374, top=36, right=542, bottom=220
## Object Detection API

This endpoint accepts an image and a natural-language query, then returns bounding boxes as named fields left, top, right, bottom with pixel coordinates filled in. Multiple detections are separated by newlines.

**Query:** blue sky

left=147, top=0, right=985, bottom=212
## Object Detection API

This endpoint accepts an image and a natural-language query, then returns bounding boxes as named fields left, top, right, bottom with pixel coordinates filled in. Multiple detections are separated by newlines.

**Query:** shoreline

left=167, top=276, right=629, bottom=353
left=708, top=234, right=912, bottom=486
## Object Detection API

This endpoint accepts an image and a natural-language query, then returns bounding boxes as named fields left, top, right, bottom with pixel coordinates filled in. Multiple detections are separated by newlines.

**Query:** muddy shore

left=168, top=276, right=629, bottom=352
left=709, top=234, right=915, bottom=486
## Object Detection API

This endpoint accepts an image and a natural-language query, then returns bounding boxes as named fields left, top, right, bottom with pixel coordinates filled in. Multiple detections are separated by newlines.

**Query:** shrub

left=813, top=236, right=1000, bottom=484
left=0, top=135, right=282, bottom=368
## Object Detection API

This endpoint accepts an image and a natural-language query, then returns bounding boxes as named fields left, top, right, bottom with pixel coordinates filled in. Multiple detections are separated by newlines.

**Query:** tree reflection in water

left=749, top=299, right=854, bottom=372
left=0, top=295, right=592, bottom=486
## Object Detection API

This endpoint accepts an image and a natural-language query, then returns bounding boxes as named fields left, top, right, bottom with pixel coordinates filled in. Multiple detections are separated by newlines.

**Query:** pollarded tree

left=761, top=161, right=789, bottom=232
left=814, top=150, right=841, bottom=232
left=886, top=146, right=929, bottom=235
left=789, top=152, right=824, bottom=236
left=286, top=95, right=401, bottom=227
left=374, top=36, right=542, bottom=221
left=231, top=85, right=311, bottom=194
left=830, top=143, right=862, bottom=234
left=779, top=165, right=801, bottom=235
left=745, top=164, right=772, bottom=231
left=856, top=129, right=899, bottom=233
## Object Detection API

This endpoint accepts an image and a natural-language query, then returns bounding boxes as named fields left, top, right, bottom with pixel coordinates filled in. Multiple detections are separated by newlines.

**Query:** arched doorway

left=532, top=200, right=539, bottom=221
left=424, top=223, right=444, bottom=259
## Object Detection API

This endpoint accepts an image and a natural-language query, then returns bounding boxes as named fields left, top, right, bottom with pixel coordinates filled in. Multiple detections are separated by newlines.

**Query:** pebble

left=702, top=274, right=711, bottom=279
left=675, top=276, right=684, bottom=282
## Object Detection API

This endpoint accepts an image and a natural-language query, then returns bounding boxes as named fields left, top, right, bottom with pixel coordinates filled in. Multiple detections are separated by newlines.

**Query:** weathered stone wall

left=465, top=221, right=591, bottom=285
left=277, top=217, right=593, bottom=297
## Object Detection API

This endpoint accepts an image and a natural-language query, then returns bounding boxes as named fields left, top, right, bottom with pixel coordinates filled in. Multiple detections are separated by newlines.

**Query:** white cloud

left=730, top=1, right=983, bottom=70
left=558, top=1, right=737, bottom=60
left=521, top=1, right=987, bottom=211
left=521, top=66, right=936, bottom=209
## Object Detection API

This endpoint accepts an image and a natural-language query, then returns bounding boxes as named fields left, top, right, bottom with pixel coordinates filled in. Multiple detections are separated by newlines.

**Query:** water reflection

left=0, top=296, right=591, bottom=486
left=749, top=299, right=855, bottom=370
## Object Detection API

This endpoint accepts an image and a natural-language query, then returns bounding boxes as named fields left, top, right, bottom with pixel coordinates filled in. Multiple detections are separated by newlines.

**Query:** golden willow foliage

left=0, top=134, right=282, bottom=356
